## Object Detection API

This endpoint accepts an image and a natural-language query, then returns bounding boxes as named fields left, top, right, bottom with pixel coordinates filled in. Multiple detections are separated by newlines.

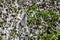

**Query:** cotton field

left=0, top=0, right=60, bottom=40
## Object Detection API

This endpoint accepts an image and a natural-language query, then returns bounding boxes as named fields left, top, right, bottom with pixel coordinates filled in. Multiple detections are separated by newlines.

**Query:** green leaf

left=0, top=21, right=4, bottom=27
left=0, top=36, right=3, bottom=40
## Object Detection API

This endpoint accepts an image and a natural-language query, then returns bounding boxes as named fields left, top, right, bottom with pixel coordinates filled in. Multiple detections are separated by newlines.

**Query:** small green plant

left=0, top=36, right=3, bottom=40
left=25, top=5, right=60, bottom=40
left=0, top=21, right=4, bottom=27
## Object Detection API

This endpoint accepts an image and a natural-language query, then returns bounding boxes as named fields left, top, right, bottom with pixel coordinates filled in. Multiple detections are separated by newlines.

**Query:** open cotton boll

left=2, top=10, right=6, bottom=13
left=14, top=2, right=19, bottom=8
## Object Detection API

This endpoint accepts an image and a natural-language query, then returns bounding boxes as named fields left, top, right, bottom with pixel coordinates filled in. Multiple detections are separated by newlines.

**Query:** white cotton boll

left=14, top=2, right=19, bottom=8
left=24, top=27, right=29, bottom=33
left=29, top=34, right=33, bottom=37
left=54, top=1, right=57, bottom=5
left=56, top=24, right=60, bottom=29
left=59, top=17, right=60, bottom=20
left=16, top=22, right=19, bottom=29
left=26, top=28, right=29, bottom=32
left=33, top=36, right=37, bottom=38
left=2, top=13, right=3, bottom=18
left=40, top=9, right=44, bottom=11
left=0, top=18, right=3, bottom=22
left=12, top=13, right=15, bottom=15
left=36, top=2, right=42, bottom=5
left=26, top=2, right=29, bottom=5
left=5, top=30, right=9, bottom=40
left=7, top=27, right=14, bottom=30
left=3, top=28, right=6, bottom=33
left=21, top=33, right=25, bottom=37
left=35, top=30, right=39, bottom=35
left=20, top=14, right=24, bottom=18
left=32, top=11, right=35, bottom=17
left=17, top=14, right=24, bottom=20
left=40, top=29, right=43, bottom=33
left=39, top=26, right=43, bottom=28
left=2, top=8, right=7, bottom=13
left=0, top=28, right=3, bottom=33
left=17, top=14, right=21, bottom=19
left=15, top=37, right=19, bottom=40
left=3, top=36, right=6, bottom=40
left=7, top=18, right=11, bottom=22
left=40, top=0, right=43, bottom=2
left=58, top=2, right=60, bottom=5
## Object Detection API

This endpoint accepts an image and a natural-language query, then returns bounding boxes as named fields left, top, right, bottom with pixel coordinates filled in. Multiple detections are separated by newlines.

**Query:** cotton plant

left=0, top=0, right=60, bottom=40
left=25, top=5, right=60, bottom=40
